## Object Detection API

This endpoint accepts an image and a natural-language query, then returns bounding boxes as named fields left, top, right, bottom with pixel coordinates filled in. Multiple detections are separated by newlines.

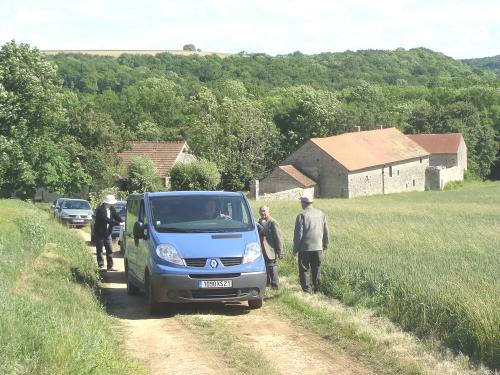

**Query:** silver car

left=58, top=199, right=93, bottom=227
left=50, top=198, right=67, bottom=219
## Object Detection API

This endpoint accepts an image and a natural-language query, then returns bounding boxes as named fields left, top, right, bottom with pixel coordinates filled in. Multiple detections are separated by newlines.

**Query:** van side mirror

left=133, top=221, right=148, bottom=244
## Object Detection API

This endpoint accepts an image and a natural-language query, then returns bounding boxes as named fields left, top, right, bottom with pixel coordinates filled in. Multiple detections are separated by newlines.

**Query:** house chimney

left=354, top=126, right=361, bottom=132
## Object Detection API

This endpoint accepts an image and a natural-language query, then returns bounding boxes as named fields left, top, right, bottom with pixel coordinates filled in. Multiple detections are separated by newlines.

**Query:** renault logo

left=210, top=259, right=218, bottom=268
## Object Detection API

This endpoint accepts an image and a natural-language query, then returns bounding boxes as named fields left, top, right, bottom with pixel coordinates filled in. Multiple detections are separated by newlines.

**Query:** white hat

left=299, top=194, right=313, bottom=203
left=103, top=194, right=117, bottom=205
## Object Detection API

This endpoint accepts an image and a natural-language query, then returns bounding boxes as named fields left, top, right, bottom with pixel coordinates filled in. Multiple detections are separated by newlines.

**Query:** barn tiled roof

left=407, top=133, right=463, bottom=154
left=278, top=165, right=317, bottom=187
left=310, top=128, right=429, bottom=172
left=118, top=141, right=188, bottom=176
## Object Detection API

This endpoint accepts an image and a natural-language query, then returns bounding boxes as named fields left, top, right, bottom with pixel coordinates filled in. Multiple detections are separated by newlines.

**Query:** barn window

left=397, top=170, right=400, bottom=176
left=413, top=179, right=416, bottom=187
left=420, top=157, right=423, bottom=163
left=389, top=166, right=393, bottom=177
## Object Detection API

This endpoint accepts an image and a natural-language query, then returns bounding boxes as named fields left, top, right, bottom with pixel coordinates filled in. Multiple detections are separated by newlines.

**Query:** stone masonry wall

left=258, top=187, right=315, bottom=201
left=348, top=156, right=429, bottom=198
left=426, top=166, right=464, bottom=190
left=282, top=141, right=348, bottom=198
left=259, top=168, right=307, bottom=194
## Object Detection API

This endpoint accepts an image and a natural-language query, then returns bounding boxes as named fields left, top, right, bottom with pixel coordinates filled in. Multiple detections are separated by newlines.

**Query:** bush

left=127, top=156, right=162, bottom=193
left=170, top=159, right=220, bottom=191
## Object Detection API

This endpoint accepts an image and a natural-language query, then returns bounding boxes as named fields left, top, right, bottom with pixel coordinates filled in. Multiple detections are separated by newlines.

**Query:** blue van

left=123, top=191, right=267, bottom=313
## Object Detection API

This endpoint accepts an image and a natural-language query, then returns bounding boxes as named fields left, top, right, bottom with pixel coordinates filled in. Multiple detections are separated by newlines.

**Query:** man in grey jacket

left=293, top=195, right=329, bottom=293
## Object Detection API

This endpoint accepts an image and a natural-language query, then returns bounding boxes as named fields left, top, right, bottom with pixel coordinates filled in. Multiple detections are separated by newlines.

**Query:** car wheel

left=145, top=271, right=163, bottom=315
left=125, top=261, right=139, bottom=296
left=248, top=298, right=263, bottom=309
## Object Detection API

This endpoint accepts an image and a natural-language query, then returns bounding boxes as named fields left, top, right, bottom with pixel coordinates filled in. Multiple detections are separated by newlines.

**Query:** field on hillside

left=252, top=181, right=500, bottom=369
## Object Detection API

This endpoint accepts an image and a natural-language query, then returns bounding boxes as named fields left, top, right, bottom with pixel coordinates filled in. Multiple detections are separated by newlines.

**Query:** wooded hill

left=0, top=41, right=498, bottom=197
left=464, top=55, right=500, bottom=74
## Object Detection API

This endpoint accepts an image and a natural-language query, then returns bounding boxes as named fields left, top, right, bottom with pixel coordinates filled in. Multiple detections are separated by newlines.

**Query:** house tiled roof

left=310, top=128, right=429, bottom=172
left=118, top=141, right=188, bottom=176
left=278, top=165, right=317, bottom=187
left=407, top=133, right=463, bottom=154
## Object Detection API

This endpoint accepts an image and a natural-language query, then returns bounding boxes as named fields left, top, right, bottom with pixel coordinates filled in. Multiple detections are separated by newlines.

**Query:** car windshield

left=150, top=195, right=254, bottom=233
left=62, top=200, right=91, bottom=210
left=114, top=204, right=126, bottom=215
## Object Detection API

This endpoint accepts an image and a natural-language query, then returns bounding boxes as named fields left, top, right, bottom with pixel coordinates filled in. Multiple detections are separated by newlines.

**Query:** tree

left=265, top=86, right=342, bottom=153
left=186, top=87, right=280, bottom=190
left=127, top=156, right=162, bottom=193
left=170, top=159, right=220, bottom=191
left=183, top=44, right=196, bottom=51
left=0, top=41, right=91, bottom=197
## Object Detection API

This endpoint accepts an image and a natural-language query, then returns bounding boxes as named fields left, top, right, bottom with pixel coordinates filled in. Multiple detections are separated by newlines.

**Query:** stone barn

left=259, top=128, right=431, bottom=199
left=118, top=141, right=195, bottom=187
left=407, top=133, right=467, bottom=190
left=256, top=165, right=316, bottom=200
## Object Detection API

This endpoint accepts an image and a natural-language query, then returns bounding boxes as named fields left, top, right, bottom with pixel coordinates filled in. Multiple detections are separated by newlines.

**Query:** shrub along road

left=77, top=228, right=489, bottom=375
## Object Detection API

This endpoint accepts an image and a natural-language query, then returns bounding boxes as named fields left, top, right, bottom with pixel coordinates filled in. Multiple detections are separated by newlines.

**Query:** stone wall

left=282, top=141, right=348, bottom=198
left=258, top=187, right=315, bottom=201
left=426, top=166, right=464, bottom=190
left=457, top=138, right=467, bottom=171
left=348, top=157, right=429, bottom=198
left=430, top=154, right=457, bottom=168
left=259, top=168, right=307, bottom=194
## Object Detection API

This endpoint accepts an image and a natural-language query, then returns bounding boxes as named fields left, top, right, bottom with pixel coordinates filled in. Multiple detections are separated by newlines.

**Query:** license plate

left=199, top=280, right=232, bottom=288
left=72, top=219, right=84, bottom=223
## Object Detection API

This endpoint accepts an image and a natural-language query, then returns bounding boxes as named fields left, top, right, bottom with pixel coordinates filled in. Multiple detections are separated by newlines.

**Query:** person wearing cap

left=293, top=194, right=329, bottom=293
left=93, top=194, right=123, bottom=271
left=257, top=205, right=283, bottom=289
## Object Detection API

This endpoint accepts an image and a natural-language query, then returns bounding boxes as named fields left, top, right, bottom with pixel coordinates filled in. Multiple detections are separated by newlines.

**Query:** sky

left=1, top=0, right=499, bottom=59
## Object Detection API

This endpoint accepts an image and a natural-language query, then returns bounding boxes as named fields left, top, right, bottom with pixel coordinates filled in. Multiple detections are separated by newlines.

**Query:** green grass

left=0, top=200, right=141, bottom=374
left=252, top=181, right=500, bottom=369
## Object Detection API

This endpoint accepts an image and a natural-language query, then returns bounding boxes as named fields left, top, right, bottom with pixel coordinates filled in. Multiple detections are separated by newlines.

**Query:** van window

left=127, top=199, right=139, bottom=234
left=150, top=195, right=253, bottom=233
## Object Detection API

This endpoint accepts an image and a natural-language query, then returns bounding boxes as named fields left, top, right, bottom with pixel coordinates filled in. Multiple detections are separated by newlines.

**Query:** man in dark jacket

left=94, top=194, right=123, bottom=271
left=258, top=205, right=283, bottom=289
left=293, top=195, right=329, bottom=293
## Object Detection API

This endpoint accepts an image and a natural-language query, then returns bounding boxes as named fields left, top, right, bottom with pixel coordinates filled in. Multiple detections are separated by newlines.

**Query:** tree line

left=1, top=40, right=499, bottom=197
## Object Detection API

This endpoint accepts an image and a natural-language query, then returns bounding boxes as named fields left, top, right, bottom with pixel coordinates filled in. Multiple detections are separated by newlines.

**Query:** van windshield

left=150, top=195, right=254, bottom=233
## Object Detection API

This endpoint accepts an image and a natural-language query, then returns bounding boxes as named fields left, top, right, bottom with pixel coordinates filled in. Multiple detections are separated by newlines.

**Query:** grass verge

left=0, top=199, right=141, bottom=374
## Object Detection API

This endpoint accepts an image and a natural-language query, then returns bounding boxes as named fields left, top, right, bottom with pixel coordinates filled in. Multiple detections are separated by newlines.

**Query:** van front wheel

left=145, top=272, right=163, bottom=315
left=125, top=262, right=139, bottom=296
left=248, top=298, right=263, bottom=309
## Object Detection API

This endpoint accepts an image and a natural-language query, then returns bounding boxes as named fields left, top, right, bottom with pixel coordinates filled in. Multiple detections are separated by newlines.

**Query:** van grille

left=184, top=258, right=207, bottom=267
left=220, top=257, right=243, bottom=266
left=184, top=257, right=243, bottom=267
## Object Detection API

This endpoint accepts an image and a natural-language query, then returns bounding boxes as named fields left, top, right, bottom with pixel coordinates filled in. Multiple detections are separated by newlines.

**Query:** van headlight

left=156, top=244, right=185, bottom=266
left=243, top=242, right=261, bottom=264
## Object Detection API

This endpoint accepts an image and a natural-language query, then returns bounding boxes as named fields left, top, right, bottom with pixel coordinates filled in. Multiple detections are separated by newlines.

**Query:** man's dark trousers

left=95, top=234, right=114, bottom=269
left=264, top=253, right=279, bottom=289
left=298, top=251, right=322, bottom=293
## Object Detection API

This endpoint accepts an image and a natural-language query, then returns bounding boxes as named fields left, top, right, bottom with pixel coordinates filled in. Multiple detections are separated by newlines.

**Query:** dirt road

left=78, top=230, right=372, bottom=375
